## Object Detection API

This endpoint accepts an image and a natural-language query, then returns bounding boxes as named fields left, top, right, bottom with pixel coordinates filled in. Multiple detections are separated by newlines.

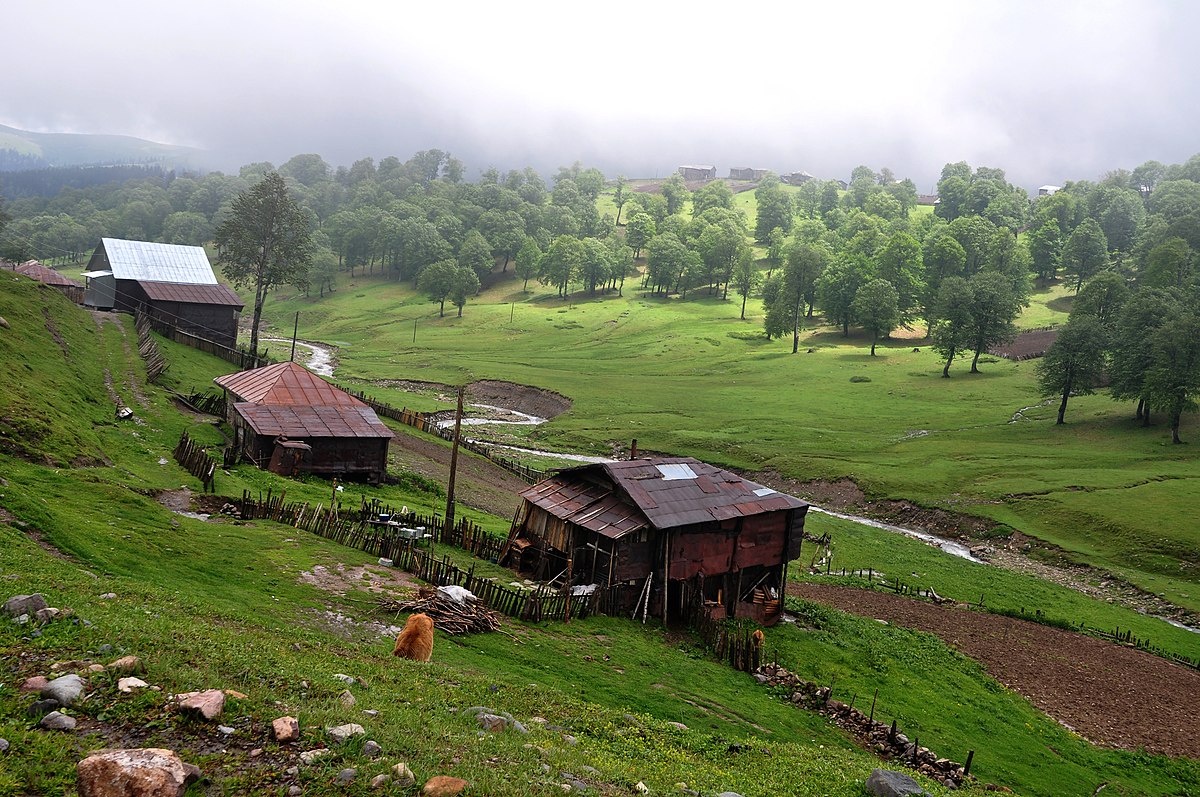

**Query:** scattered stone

left=273, top=716, right=300, bottom=743
left=866, top=768, right=932, bottom=797
left=118, top=677, right=150, bottom=693
left=21, top=675, right=49, bottom=692
left=288, top=787, right=302, bottom=796
left=250, top=748, right=263, bottom=758
left=362, top=709, right=379, bottom=718
left=299, top=749, right=332, bottom=765
left=28, top=699, right=61, bottom=716
left=40, top=711, right=77, bottom=731
left=392, top=763, right=416, bottom=787
left=0, top=739, right=7, bottom=753
left=378, top=558, right=394, bottom=567
left=337, top=768, right=357, bottom=785
left=42, top=674, right=86, bottom=706
left=86, top=664, right=106, bottom=673
left=99, top=593, right=117, bottom=600
left=13, top=614, right=29, bottom=625
left=108, top=656, right=144, bottom=674
left=333, top=673, right=356, bottom=685
left=422, top=775, right=469, bottom=796
left=286, top=766, right=299, bottom=776
left=529, top=716, right=549, bottom=725
left=326, top=723, right=365, bottom=744
left=635, top=783, right=649, bottom=794
left=363, top=740, right=382, bottom=758
left=717, top=793, right=746, bottom=797
left=76, top=748, right=200, bottom=797
left=562, top=734, right=577, bottom=746
left=511, top=720, right=529, bottom=734
left=371, top=774, right=391, bottom=789
left=34, top=607, right=62, bottom=623
left=667, top=721, right=688, bottom=731
left=97, top=644, right=114, bottom=655
left=176, top=689, right=225, bottom=720
left=478, top=713, right=507, bottom=733
left=338, top=689, right=357, bottom=708
left=3, top=593, right=47, bottom=617
left=217, top=725, right=236, bottom=736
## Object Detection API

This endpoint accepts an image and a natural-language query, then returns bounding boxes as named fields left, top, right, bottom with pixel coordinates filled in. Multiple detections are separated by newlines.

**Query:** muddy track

left=791, top=583, right=1200, bottom=759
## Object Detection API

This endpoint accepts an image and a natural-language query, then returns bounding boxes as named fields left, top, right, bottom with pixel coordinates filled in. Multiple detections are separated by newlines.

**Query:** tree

left=540, top=235, right=584, bottom=297
left=691, top=179, right=733, bottom=217
left=1036, top=316, right=1109, bottom=424
left=754, top=175, right=794, bottom=243
left=1071, top=271, right=1128, bottom=325
left=771, top=242, right=832, bottom=351
left=625, top=212, right=655, bottom=259
left=579, top=237, right=611, bottom=294
left=921, top=232, right=967, bottom=332
left=1144, top=314, right=1200, bottom=444
left=816, top=255, right=870, bottom=337
left=660, top=173, right=690, bottom=215
left=645, top=232, right=691, bottom=295
left=612, top=175, right=629, bottom=225
left=732, top=249, right=759, bottom=320
left=1140, top=237, right=1194, bottom=290
left=514, top=237, right=542, bottom=291
left=215, top=172, right=314, bottom=357
left=966, top=271, right=1020, bottom=372
left=1109, top=289, right=1179, bottom=424
left=852, top=279, right=900, bottom=355
left=418, top=259, right=459, bottom=316
left=930, top=277, right=975, bottom=377
left=458, top=229, right=494, bottom=282
left=873, top=232, right=924, bottom=325
left=1062, top=218, right=1109, bottom=292
left=605, top=233, right=636, bottom=296
left=1027, top=219, right=1063, bottom=283
left=449, top=265, right=481, bottom=317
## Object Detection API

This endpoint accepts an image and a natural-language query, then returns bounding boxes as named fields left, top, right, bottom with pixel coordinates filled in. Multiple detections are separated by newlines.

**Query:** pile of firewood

left=379, top=589, right=503, bottom=635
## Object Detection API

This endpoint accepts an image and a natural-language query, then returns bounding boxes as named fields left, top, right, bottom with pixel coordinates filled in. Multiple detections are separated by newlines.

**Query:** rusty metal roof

left=215, top=362, right=364, bottom=407
left=520, top=457, right=807, bottom=537
left=139, top=280, right=243, bottom=308
left=234, top=403, right=394, bottom=439
left=14, top=262, right=81, bottom=287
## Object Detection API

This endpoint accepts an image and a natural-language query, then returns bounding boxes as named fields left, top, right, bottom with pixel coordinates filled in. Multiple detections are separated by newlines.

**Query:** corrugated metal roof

left=100, top=238, right=218, bottom=285
left=214, top=362, right=364, bottom=407
left=521, top=457, right=807, bottom=535
left=14, top=263, right=82, bottom=287
left=235, top=403, right=394, bottom=439
left=140, top=280, right=243, bottom=308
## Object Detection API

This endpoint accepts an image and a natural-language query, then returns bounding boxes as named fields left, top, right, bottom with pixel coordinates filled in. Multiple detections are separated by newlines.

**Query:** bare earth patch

left=298, top=562, right=422, bottom=599
left=791, top=583, right=1200, bottom=759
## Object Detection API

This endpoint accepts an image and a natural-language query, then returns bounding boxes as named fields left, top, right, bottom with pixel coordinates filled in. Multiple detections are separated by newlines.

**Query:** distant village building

left=83, top=238, right=243, bottom=348
left=677, top=165, right=717, bottom=181
left=1038, top=185, right=1061, bottom=196
left=782, top=171, right=816, bottom=185
left=214, top=361, right=393, bottom=483
left=834, top=179, right=849, bottom=190
left=501, top=457, right=808, bottom=625
left=916, top=194, right=940, bottom=206
left=729, top=167, right=770, bottom=181
left=10, top=260, right=84, bottom=303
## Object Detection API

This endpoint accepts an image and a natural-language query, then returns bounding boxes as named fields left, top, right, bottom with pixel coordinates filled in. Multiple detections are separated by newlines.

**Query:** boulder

left=77, top=748, right=200, bottom=797
left=42, top=674, right=86, bottom=706
left=422, top=775, right=469, bottom=797
left=3, top=593, right=47, bottom=617
left=40, top=711, right=77, bottom=732
left=272, top=716, right=300, bottom=743
left=371, top=774, right=391, bottom=789
left=28, top=699, right=61, bottom=717
left=866, top=768, right=932, bottom=797
left=21, top=675, right=49, bottom=693
left=176, top=690, right=225, bottom=720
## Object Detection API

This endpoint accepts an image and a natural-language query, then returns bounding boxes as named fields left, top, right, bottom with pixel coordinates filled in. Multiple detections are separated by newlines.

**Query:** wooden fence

left=134, top=313, right=168, bottom=383
left=141, top=312, right=269, bottom=370
left=173, top=431, right=216, bottom=492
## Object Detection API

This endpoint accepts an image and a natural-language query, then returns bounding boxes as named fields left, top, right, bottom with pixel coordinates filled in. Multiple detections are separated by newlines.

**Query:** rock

left=0, top=315, right=7, bottom=329
left=0, top=738, right=8, bottom=753
left=392, top=763, right=416, bottom=787
left=34, top=607, right=61, bottom=623
left=562, top=734, right=577, bottom=746
left=13, top=614, right=29, bottom=625
left=223, top=689, right=247, bottom=699
left=326, top=723, right=365, bottom=744
left=288, top=787, right=302, bottom=797
left=337, top=768, right=357, bottom=784
left=635, top=783, right=649, bottom=794
left=249, top=748, right=263, bottom=758
left=478, top=713, right=507, bottom=733
left=42, top=674, right=86, bottom=706
left=338, top=689, right=357, bottom=708
left=21, top=675, right=49, bottom=692
left=717, top=793, right=746, bottom=797
left=40, top=711, right=77, bottom=731
left=176, top=689, right=225, bottom=720
left=866, top=768, right=932, bottom=797
left=286, top=766, right=299, bottom=776
left=362, top=709, right=379, bottom=718
left=422, top=775, right=469, bottom=796
left=217, top=726, right=236, bottom=735
left=371, top=774, right=391, bottom=789
left=108, top=656, right=144, bottom=674
left=3, top=593, right=47, bottom=617
left=118, top=677, right=149, bottom=693
left=333, top=673, right=356, bottom=685
left=87, top=664, right=106, bottom=673
left=667, top=721, right=688, bottom=731
left=273, top=716, right=300, bottom=743
left=299, top=749, right=332, bottom=765
left=99, top=593, right=117, bottom=600
left=77, top=748, right=200, bottom=797
left=28, top=698, right=61, bottom=716
left=363, top=740, right=382, bottom=758
left=511, top=720, right=529, bottom=734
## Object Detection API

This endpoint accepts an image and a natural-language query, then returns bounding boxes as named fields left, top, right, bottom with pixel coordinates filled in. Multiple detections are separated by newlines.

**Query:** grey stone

left=42, top=674, right=85, bottom=706
left=363, top=740, right=382, bottom=758
left=3, top=593, right=47, bottom=617
left=391, top=763, right=415, bottom=787
left=0, top=738, right=9, bottom=753
left=478, top=713, right=507, bottom=733
left=217, top=725, right=236, bottom=735
left=717, top=793, right=746, bottom=797
left=14, top=614, right=29, bottom=625
left=99, top=593, right=117, bottom=600
left=333, top=673, right=356, bottom=685
left=865, top=768, right=932, bottom=797
left=288, top=787, right=302, bottom=797
left=511, top=720, right=529, bottom=734
left=338, top=689, right=356, bottom=708
left=370, top=774, right=391, bottom=789
left=361, top=709, right=379, bottom=718
left=299, top=749, right=332, bottom=765
left=336, top=768, right=357, bottom=784
left=326, top=723, right=365, bottom=744
left=28, top=699, right=61, bottom=717
left=562, top=734, right=577, bottom=746
left=76, top=748, right=200, bottom=797
left=286, top=766, right=299, bottom=776
left=97, top=643, right=114, bottom=655
left=39, top=711, right=76, bottom=731
left=34, top=607, right=61, bottom=623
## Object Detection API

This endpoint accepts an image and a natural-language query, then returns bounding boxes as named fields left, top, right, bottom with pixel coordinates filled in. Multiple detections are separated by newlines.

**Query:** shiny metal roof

left=215, top=362, right=364, bottom=406
left=99, top=238, right=218, bottom=285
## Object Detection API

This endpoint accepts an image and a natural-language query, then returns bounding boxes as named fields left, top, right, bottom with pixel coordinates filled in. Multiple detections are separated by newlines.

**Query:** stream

left=261, top=338, right=336, bottom=377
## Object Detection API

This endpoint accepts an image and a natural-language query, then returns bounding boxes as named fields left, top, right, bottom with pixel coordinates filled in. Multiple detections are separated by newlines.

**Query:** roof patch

left=655, top=463, right=697, bottom=481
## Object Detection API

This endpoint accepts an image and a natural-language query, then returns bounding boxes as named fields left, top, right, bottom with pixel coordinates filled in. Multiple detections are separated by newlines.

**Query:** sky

left=4, top=0, right=1199, bottom=191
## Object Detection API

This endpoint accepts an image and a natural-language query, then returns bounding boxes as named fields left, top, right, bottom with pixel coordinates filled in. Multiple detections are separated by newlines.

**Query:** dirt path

left=790, top=583, right=1200, bottom=759
left=388, top=426, right=527, bottom=519
left=90, top=311, right=149, bottom=410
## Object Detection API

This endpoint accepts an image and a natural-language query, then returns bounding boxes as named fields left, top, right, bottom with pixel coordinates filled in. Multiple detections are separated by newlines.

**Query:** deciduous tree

left=1036, top=316, right=1109, bottom=424
left=930, top=277, right=974, bottom=377
left=852, top=279, right=900, bottom=355
left=1062, top=218, right=1109, bottom=292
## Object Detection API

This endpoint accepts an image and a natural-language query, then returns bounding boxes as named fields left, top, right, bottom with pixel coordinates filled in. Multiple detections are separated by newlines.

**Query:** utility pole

left=290, top=312, right=299, bottom=363
left=444, top=386, right=464, bottom=529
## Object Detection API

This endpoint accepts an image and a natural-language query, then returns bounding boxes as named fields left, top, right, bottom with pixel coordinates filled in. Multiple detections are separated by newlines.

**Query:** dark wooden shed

left=500, top=457, right=808, bottom=625
left=214, top=362, right=393, bottom=483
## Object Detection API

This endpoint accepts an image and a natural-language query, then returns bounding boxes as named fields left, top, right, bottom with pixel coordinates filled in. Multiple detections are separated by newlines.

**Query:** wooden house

left=729, top=167, right=769, bottom=181
left=214, top=361, right=393, bottom=483
left=782, top=171, right=816, bottom=185
left=677, top=165, right=717, bottom=181
left=83, top=238, right=243, bottom=348
left=501, top=457, right=808, bottom=625
left=12, top=261, right=84, bottom=303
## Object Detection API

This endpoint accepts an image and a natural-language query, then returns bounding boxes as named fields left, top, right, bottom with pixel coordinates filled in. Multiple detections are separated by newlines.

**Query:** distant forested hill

left=0, top=123, right=205, bottom=173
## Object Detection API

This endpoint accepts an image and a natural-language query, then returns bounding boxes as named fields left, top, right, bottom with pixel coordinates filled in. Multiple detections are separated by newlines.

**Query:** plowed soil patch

left=791, top=583, right=1200, bottom=758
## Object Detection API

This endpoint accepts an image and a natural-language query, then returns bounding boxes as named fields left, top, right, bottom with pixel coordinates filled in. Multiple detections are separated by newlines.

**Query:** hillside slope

left=0, top=123, right=205, bottom=171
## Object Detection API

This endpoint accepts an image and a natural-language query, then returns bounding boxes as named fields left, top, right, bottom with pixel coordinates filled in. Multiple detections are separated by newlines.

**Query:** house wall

left=114, top=281, right=239, bottom=348
left=84, top=274, right=116, bottom=309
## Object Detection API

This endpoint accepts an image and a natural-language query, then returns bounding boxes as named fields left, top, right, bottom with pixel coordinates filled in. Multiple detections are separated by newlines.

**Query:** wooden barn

left=83, top=238, right=243, bottom=348
left=214, top=361, right=393, bottom=483
left=11, top=261, right=84, bottom=303
left=677, top=165, right=717, bottom=181
left=782, top=171, right=816, bottom=185
left=729, top=167, right=769, bottom=180
left=501, top=457, right=808, bottom=625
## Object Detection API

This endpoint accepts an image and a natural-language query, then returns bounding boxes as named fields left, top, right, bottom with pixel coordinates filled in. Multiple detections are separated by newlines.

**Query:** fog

left=5, top=0, right=1199, bottom=189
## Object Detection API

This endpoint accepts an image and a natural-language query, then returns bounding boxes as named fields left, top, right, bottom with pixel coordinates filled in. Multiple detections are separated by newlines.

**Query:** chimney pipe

left=630, top=439, right=638, bottom=460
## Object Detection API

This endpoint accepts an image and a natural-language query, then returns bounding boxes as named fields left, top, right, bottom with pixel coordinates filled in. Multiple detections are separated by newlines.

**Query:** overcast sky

left=4, top=1, right=1198, bottom=190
